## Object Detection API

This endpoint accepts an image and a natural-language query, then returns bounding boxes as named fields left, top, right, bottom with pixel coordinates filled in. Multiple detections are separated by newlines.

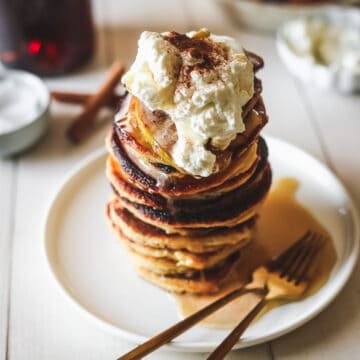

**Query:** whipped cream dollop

left=122, top=29, right=254, bottom=177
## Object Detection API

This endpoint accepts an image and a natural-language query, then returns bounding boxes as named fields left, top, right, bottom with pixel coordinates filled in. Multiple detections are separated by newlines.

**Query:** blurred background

left=1, top=2, right=360, bottom=360
left=1, top=0, right=359, bottom=75
left=0, top=0, right=359, bottom=154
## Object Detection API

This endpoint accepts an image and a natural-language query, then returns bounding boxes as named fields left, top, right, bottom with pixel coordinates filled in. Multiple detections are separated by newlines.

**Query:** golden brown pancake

left=109, top=164, right=271, bottom=232
left=107, top=204, right=254, bottom=253
left=108, top=217, right=249, bottom=272
left=132, top=253, right=242, bottom=294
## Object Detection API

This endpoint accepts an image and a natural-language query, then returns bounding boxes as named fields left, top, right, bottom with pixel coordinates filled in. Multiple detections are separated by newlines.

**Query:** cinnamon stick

left=66, top=61, right=125, bottom=144
left=52, top=91, right=123, bottom=109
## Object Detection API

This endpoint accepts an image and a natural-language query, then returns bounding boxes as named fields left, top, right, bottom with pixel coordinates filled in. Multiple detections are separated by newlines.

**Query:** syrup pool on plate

left=173, top=177, right=337, bottom=329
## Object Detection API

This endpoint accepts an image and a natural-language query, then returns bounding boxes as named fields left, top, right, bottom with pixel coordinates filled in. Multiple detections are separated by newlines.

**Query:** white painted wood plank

left=6, top=66, right=117, bottom=360
left=271, top=83, right=360, bottom=360
left=0, top=160, right=16, bottom=360
left=301, top=88, right=360, bottom=204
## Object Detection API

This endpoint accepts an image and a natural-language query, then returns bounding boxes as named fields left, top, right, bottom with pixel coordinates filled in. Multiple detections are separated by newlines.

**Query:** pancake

left=107, top=135, right=268, bottom=209
left=110, top=162, right=270, bottom=229
left=246, top=51, right=264, bottom=72
left=107, top=141, right=271, bottom=228
left=133, top=253, right=242, bottom=294
left=107, top=204, right=254, bottom=253
left=105, top=44, right=272, bottom=294
left=107, top=215, right=250, bottom=272
left=108, top=131, right=261, bottom=198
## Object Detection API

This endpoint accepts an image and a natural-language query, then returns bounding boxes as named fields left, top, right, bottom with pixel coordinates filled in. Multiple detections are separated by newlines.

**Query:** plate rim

left=43, top=136, right=360, bottom=352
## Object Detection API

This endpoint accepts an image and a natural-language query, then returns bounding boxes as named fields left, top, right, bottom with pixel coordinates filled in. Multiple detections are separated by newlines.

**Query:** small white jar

left=0, top=69, right=50, bottom=156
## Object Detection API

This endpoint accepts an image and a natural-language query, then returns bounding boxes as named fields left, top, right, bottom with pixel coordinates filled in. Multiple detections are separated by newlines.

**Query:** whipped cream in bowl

left=122, top=29, right=255, bottom=177
left=277, top=8, right=360, bottom=94
left=0, top=68, right=50, bottom=156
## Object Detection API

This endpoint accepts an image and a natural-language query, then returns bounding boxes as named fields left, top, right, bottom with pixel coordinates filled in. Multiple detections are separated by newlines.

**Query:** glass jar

left=0, top=0, right=95, bottom=76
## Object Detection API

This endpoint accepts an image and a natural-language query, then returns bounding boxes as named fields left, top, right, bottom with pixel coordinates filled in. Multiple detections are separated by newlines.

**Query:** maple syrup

left=173, top=178, right=337, bottom=329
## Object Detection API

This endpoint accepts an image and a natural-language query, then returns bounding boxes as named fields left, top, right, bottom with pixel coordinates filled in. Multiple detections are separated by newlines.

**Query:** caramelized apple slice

left=132, top=97, right=179, bottom=169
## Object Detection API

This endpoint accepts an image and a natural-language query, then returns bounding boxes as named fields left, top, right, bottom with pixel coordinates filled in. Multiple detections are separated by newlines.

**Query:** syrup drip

left=173, top=178, right=337, bottom=329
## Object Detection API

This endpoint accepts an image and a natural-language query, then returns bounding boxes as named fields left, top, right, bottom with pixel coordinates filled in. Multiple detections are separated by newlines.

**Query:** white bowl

left=0, top=70, right=50, bottom=156
left=217, top=0, right=329, bottom=33
left=277, top=9, right=360, bottom=94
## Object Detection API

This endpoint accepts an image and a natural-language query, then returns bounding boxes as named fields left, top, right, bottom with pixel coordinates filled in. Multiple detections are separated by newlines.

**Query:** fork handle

left=206, top=296, right=267, bottom=360
left=117, top=287, right=266, bottom=360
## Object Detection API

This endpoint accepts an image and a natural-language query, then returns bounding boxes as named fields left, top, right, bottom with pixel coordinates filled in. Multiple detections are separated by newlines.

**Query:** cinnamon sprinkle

left=163, top=32, right=226, bottom=88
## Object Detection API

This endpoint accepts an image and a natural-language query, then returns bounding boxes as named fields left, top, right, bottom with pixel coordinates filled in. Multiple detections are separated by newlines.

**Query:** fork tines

left=268, top=231, right=326, bottom=285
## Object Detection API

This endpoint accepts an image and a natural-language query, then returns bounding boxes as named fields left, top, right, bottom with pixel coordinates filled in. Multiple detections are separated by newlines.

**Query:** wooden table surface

left=1, top=1, right=359, bottom=359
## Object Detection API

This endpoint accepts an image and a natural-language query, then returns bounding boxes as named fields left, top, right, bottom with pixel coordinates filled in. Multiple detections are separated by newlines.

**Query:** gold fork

left=206, top=231, right=325, bottom=360
left=118, top=231, right=324, bottom=360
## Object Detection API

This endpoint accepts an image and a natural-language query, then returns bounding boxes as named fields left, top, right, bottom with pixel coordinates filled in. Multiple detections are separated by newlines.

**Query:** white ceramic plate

left=43, top=136, right=359, bottom=352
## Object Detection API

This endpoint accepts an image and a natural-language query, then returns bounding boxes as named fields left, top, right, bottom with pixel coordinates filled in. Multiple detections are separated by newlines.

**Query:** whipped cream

left=284, top=18, right=360, bottom=73
left=122, top=30, right=254, bottom=177
left=0, top=74, right=42, bottom=135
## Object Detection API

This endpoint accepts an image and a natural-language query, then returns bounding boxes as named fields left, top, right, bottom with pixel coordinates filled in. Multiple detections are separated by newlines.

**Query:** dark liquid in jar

left=0, top=0, right=95, bottom=76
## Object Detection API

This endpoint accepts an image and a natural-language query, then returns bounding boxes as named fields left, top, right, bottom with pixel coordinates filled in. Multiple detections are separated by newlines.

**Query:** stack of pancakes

left=106, top=51, right=271, bottom=294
